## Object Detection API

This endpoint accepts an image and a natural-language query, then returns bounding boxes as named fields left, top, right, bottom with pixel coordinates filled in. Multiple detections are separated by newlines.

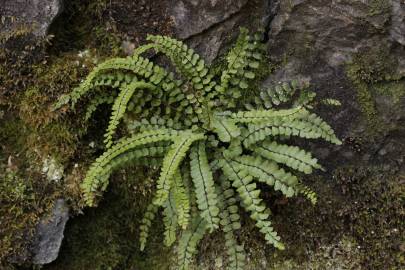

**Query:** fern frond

left=146, top=35, right=215, bottom=93
left=153, top=132, right=205, bottom=206
left=212, top=116, right=241, bottom=143
left=190, top=142, right=220, bottom=231
left=163, top=188, right=178, bottom=247
left=219, top=158, right=285, bottom=250
left=217, top=28, right=266, bottom=109
left=217, top=177, right=245, bottom=270
left=173, top=170, right=191, bottom=229
left=293, top=89, right=316, bottom=107
left=242, top=110, right=341, bottom=147
left=57, top=55, right=172, bottom=108
left=81, top=129, right=178, bottom=206
left=139, top=202, right=159, bottom=251
left=177, top=216, right=208, bottom=270
left=219, top=28, right=250, bottom=91
left=297, top=112, right=341, bottom=144
left=84, top=92, right=115, bottom=121
left=229, top=106, right=303, bottom=123
left=131, top=43, right=157, bottom=56
left=252, top=141, right=322, bottom=174
left=321, top=98, right=341, bottom=106
left=258, top=80, right=302, bottom=109
left=104, top=81, right=156, bottom=148
left=232, top=155, right=298, bottom=198
left=296, top=183, right=318, bottom=205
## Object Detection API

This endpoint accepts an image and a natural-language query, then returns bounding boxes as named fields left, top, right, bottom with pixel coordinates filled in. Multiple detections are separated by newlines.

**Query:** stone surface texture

left=1, top=0, right=62, bottom=37
left=31, top=199, right=69, bottom=265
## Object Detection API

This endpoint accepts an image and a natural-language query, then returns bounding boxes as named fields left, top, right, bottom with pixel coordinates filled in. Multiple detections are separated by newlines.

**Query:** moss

left=373, top=80, right=405, bottom=104
left=0, top=166, right=59, bottom=268
left=48, top=0, right=123, bottom=56
left=267, top=166, right=404, bottom=269
left=345, top=43, right=402, bottom=136
left=368, top=0, right=392, bottom=17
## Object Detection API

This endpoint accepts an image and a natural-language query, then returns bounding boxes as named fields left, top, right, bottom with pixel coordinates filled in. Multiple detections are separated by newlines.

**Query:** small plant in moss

left=55, top=28, right=341, bottom=269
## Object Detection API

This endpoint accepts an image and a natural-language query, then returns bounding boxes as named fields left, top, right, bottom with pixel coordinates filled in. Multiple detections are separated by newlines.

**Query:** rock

left=266, top=0, right=405, bottom=167
left=268, top=0, right=393, bottom=68
left=169, top=0, right=249, bottom=40
left=42, top=157, right=64, bottom=182
left=169, top=0, right=270, bottom=63
left=31, top=199, right=69, bottom=265
left=1, top=0, right=63, bottom=39
left=390, top=0, right=405, bottom=45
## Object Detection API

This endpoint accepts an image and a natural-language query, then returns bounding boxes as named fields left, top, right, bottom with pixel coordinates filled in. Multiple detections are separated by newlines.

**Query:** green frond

left=177, top=216, right=208, bottom=270
left=229, top=107, right=303, bottom=123
left=153, top=132, right=205, bottom=206
left=297, top=112, right=342, bottom=144
left=222, top=139, right=243, bottom=159
left=217, top=28, right=266, bottom=109
left=217, top=177, right=245, bottom=270
left=81, top=129, right=178, bottom=206
left=219, top=158, right=285, bottom=250
left=296, top=183, right=318, bottom=205
left=92, top=71, right=136, bottom=89
left=212, top=116, right=241, bottom=143
left=231, top=155, right=298, bottom=198
left=321, top=98, right=341, bottom=106
left=219, top=28, right=250, bottom=90
left=84, top=92, right=115, bottom=121
left=55, top=55, right=172, bottom=108
left=163, top=188, right=178, bottom=247
left=252, top=141, right=322, bottom=174
left=190, top=142, right=220, bottom=231
left=127, top=116, right=184, bottom=133
left=104, top=81, right=156, bottom=148
left=131, top=43, right=157, bottom=56
left=139, top=202, right=159, bottom=251
left=258, top=80, right=302, bottom=109
left=294, top=90, right=316, bottom=108
left=173, top=170, right=191, bottom=229
left=242, top=110, right=341, bottom=147
left=224, top=232, right=245, bottom=270
left=146, top=34, right=215, bottom=93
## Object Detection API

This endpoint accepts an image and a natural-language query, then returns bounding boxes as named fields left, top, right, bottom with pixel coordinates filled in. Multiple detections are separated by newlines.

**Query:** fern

left=177, top=216, right=208, bottom=270
left=163, top=188, right=178, bottom=247
left=153, top=132, right=205, bottom=206
left=219, top=156, right=285, bottom=250
left=252, top=141, right=322, bottom=174
left=139, top=202, right=159, bottom=251
left=190, top=142, right=220, bottom=231
left=56, top=28, right=342, bottom=269
left=104, top=81, right=156, bottom=148
left=218, top=176, right=245, bottom=270
left=172, top=170, right=191, bottom=229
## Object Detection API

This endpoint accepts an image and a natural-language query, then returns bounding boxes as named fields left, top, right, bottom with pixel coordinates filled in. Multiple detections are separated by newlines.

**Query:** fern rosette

left=56, top=28, right=341, bottom=269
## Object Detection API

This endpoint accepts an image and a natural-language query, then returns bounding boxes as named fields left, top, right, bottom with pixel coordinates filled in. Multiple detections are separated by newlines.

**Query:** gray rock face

left=269, top=0, right=392, bottom=67
left=390, top=0, right=405, bottom=45
left=1, top=0, right=63, bottom=38
left=169, top=0, right=270, bottom=63
left=31, top=199, right=69, bottom=265
left=169, top=0, right=248, bottom=40
left=267, top=0, right=405, bottom=168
